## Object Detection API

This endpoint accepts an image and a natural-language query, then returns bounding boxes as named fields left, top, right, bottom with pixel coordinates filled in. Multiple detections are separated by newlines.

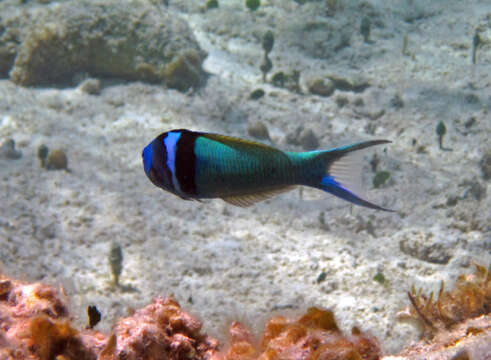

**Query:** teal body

left=194, top=136, right=310, bottom=197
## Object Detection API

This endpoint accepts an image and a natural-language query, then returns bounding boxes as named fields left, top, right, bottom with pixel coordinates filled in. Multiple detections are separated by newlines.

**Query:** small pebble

left=286, top=126, right=319, bottom=150
left=79, top=78, right=101, bottom=95
left=316, top=271, right=327, bottom=283
left=299, top=128, right=319, bottom=150
left=390, top=93, right=404, bottom=109
left=247, top=121, right=270, bottom=140
left=249, top=89, right=265, bottom=100
left=0, top=139, right=22, bottom=160
left=308, top=78, right=335, bottom=97
left=45, top=149, right=68, bottom=170
left=271, top=72, right=286, bottom=87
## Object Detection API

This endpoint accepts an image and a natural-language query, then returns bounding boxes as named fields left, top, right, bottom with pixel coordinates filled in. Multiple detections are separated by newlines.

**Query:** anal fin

left=221, top=186, right=295, bottom=207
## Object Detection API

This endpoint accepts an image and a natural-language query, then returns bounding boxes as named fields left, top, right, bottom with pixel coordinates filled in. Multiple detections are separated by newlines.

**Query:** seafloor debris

left=0, top=264, right=490, bottom=359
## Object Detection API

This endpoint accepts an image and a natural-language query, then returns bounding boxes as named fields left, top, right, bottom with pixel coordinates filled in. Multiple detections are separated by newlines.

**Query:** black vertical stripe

left=153, top=133, right=174, bottom=191
left=175, top=129, right=197, bottom=196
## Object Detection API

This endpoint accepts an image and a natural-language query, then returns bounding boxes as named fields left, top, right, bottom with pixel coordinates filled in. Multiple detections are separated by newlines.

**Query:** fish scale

left=194, top=136, right=294, bottom=197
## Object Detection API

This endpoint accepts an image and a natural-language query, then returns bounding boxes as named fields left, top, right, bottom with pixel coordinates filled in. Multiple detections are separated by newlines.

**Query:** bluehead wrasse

left=142, top=129, right=392, bottom=211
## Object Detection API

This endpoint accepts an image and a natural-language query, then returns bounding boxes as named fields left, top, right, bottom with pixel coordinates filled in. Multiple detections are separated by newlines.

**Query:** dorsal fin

left=200, top=133, right=283, bottom=156
left=221, top=186, right=296, bottom=207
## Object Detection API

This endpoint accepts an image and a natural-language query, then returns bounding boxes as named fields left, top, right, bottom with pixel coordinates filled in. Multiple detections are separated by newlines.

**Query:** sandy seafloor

left=0, top=0, right=490, bottom=355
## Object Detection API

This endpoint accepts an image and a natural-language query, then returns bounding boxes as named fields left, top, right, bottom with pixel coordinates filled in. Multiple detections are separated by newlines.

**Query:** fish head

left=142, top=135, right=174, bottom=192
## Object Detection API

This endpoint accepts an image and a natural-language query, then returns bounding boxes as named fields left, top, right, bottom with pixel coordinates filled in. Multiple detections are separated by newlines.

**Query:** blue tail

left=315, top=140, right=393, bottom=211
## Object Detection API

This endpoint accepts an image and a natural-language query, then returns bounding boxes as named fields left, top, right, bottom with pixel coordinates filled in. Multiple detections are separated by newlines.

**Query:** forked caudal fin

left=318, top=140, right=393, bottom=211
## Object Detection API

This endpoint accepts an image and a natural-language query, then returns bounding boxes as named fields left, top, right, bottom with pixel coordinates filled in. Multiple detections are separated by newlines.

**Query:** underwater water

left=0, top=0, right=489, bottom=356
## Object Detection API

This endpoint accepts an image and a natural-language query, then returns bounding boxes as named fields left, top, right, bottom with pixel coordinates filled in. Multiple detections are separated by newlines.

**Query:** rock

left=390, top=93, right=404, bottom=109
left=290, top=19, right=352, bottom=59
left=247, top=121, right=270, bottom=140
left=327, top=74, right=370, bottom=93
left=162, top=49, right=205, bottom=91
left=249, top=88, right=265, bottom=100
left=308, top=78, right=335, bottom=97
left=0, top=139, right=22, bottom=159
left=299, top=128, right=319, bottom=150
left=0, top=4, right=30, bottom=77
left=398, top=229, right=454, bottom=264
left=287, top=126, right=319, bottom=150
left=78, top=78, right=101, bottom=95
left=5, top=0, right=206, bottom=90
left=45, top=149, right=67, bottom=170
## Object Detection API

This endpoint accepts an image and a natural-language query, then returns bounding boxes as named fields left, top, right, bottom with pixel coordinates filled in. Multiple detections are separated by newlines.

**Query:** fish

left=142, top=129, right=392, bottom=211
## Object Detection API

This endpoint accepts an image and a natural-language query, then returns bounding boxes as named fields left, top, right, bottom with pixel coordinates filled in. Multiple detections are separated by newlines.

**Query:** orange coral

left=29, top=316, right=92, bottom=360
left=220, top=307, right=381, bottom=360
left=0, top=276, right=105, bottom=360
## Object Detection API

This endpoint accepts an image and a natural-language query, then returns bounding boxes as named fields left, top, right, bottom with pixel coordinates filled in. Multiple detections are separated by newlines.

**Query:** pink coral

left=104, top=297, right=219, bottom=360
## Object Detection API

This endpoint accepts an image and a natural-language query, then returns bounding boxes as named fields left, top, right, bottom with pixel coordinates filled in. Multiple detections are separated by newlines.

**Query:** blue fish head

left=142, top=142, right=154, bottom=175
left=142, top=136, right=173, bottom=191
